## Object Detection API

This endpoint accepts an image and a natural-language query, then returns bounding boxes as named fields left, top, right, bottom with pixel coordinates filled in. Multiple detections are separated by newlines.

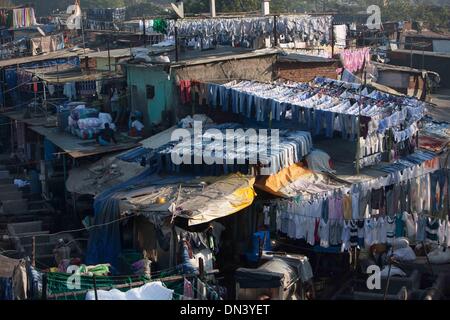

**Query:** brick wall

left=276, top=61, right=340, bottom=83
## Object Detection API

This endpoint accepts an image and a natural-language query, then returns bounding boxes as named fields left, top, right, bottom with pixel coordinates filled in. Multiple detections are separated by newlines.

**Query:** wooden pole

left=273, top=15, right=278, bottom=48
left=199, top=257, right=204, bottom=280
left=331, top=22, right=335, bottom=57
left=142, top=17, right=147, bottom=48
left=93, top=274, right=98, bottom=300
left=175, top=24, right=179, bottom=62
left=42, top=273, right=48, bottom=300
left=107, top=36, right=111, bottom=72
left=32, top=236, right=36, bottom=267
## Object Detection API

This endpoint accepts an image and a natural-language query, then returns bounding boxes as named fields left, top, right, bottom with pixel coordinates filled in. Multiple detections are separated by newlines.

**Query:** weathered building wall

left=388, top=50, right=450, bottom=88
left=126, top=64, right=175, bottom=129
left=173, top=55, right=277, bottom=83
left=276, top=61, right=339, bottom=83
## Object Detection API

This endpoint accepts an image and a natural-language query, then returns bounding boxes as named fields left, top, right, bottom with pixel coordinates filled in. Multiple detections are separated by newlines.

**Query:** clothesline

left=271, top=202, right=448, bottom=222
left=267, top=150, right=441, bottom=204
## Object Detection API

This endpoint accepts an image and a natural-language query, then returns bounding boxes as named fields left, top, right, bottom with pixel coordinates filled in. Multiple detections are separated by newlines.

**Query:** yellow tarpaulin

left=255, top=162, right=313, bottom=197
left=178, top=173, right=257, bottom=226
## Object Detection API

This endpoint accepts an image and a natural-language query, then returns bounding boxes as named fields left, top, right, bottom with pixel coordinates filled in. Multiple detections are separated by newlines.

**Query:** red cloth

left=179, top=80, right=192, bottom=104
left=314, top=218, right=321, bottom=244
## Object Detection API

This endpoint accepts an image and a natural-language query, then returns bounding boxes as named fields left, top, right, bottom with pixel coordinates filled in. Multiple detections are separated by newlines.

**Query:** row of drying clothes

left=0, top=7, right=36, bottom=28
left=60, top=80, right=99, bottom=100
left=357, top=125, right=419, bottom=169
left=274, top=149, right=443, bottom=217
left=276, top=207, right=450, bottom=251
left=155, top=123, right=313, bottom=176
left=86, top=20, right=120, bottom=31
left=86, top=7, right=126, bottom=22
left=168, top=15, right=333, bottom=47
left=274, top=154, right=448, bottom=249
left=0, top=259, right=42, bottom=300
left=206, top=77, right=425, bottom=142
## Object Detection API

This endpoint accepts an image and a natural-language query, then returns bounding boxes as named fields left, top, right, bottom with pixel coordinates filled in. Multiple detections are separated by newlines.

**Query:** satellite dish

left=171, top=2, right=184, bottom=19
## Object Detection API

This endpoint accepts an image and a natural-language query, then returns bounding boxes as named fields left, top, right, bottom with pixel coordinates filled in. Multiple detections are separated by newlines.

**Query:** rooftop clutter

left=168, top=15, right=333, bottom=49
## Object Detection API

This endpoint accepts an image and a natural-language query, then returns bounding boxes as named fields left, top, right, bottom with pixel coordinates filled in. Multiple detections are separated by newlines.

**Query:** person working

left=129, top=116, right=145, bottom=137
left=97, top=123, right=117, bottom=146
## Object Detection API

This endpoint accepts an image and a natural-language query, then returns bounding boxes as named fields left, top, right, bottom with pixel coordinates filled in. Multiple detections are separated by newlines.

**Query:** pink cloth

left=341, top=48, right=371, bottom=73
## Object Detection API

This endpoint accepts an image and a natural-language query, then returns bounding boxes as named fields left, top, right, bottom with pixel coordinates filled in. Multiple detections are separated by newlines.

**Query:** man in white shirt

left=130, top=116, right=144, bottom=137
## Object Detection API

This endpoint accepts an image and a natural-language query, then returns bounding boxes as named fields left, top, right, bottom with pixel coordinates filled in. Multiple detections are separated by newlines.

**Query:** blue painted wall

left=126, top=64, right=175, bottom=127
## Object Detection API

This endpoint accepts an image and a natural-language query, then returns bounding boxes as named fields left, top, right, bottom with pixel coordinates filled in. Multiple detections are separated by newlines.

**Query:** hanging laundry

left=179, top=80, right=192, bottom=104
left=340, top=48, right=371, bottom=74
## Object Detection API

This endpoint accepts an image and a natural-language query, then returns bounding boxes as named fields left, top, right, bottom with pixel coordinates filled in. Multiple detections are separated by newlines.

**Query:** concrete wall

left=276, top=61, right=339, bottom=83
left=388, top=51, right=450, bottom=89
left=96, top=57, right=122, bottom=71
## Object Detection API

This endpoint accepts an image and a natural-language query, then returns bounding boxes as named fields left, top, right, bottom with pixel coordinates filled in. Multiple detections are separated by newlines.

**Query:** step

left=1, top=200, right=28, bottom=214
left=0, top=192, right=23, bottom=201
left=0, top=184, right=18, bottom=193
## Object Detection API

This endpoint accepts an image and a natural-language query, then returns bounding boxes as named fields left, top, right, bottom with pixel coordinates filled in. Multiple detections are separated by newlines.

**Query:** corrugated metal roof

left=0, top=48, right=90, bottom=68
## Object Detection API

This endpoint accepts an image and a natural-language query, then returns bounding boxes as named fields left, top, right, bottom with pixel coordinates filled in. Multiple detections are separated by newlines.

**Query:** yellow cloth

left=343, top=194, right=352, bottom=220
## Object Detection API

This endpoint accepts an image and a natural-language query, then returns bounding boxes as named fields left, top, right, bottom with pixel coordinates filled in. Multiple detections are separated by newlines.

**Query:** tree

left=0, top=0, right=13, bottom=7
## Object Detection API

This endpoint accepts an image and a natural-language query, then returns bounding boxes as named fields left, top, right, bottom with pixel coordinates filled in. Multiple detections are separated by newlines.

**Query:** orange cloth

left=255, top=162, right=312, bottom=196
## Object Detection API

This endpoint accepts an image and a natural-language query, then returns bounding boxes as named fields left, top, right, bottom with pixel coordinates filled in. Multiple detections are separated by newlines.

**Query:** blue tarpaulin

left=85, top=166, right=157, bottom=271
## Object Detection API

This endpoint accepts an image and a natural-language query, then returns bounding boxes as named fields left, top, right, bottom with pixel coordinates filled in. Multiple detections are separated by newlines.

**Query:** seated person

left=97, top=123, right=117, bottom=146
left=129, top=116, right=145, bottom=137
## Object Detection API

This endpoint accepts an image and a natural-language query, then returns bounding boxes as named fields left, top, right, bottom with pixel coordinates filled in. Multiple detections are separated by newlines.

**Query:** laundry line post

left=107, top=35, right=111, bottom=72
left=331, top=22, right=335, bottom=57
left=273, top=15, right=278, bottom=48
left=175, top=23, right=179, bottom=63
left=93, top=274, right=98, bottom=300
left=32, top=236, right=36, bottom=267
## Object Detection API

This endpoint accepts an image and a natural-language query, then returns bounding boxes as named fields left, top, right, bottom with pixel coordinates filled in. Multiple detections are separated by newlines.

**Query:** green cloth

left=153, top=19, right=167, bottom=34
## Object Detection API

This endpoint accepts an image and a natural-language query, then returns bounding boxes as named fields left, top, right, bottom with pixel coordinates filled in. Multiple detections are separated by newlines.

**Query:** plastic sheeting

left=85, top=167, right=156, bottom=269
left=85, top=281, right=173, bottom=300
left=177, top=173, right=256, bottom=226
left=66, top=157, right=148, bottom=196
left=255, top=162, right=312, bottom=197
left=255, top=162, right=347, bottom=198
